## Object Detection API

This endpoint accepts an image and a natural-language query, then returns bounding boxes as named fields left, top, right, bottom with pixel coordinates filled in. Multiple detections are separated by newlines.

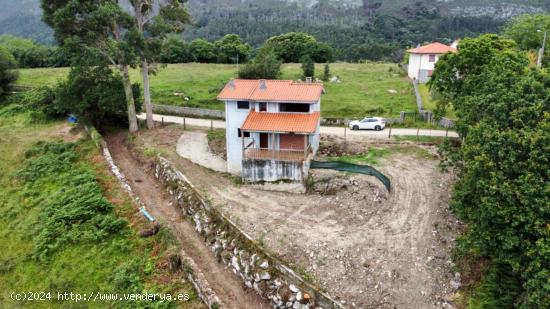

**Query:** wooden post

left=161, top=117, right=164, bottom=127
left=446, top=127, right=449, bottom=137
left=388, top=124, right=392, bottom=138
left=417, top=128, right=420, bottom=140
left=344, top=126, right=347, bottom=141
left=210, top=119, right=213, bottom=131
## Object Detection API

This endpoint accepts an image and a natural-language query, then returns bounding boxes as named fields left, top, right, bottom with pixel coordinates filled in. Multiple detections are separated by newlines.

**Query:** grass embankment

left=17, top=63, right=416, bottom=118
left=418, top=83, right=456, bottom=119
left=0, top=105, right=202, bottom=308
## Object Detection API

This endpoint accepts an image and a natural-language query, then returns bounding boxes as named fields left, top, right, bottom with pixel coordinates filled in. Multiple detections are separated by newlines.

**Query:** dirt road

left=138, top=113, right=459, bottom=139
left=105, top=132, right=268, bottom=309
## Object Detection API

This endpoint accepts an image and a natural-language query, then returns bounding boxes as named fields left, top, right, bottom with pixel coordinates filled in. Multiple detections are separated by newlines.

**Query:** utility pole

left=537, top=30, right=547, bottom=69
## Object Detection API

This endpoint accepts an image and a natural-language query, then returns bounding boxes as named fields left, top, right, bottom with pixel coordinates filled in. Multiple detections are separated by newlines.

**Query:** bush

left=0, top=46, right=18, bottom=98
left=301, top=55, right=314, bottom=80
left=15, top=142, right=128, bottom=260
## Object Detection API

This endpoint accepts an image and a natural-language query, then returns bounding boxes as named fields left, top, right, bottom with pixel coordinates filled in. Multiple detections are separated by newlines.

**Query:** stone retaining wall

left=85, top=126, right=222, bottom=309
left=153, top=104, right=225, bottom=119
left=155, top=156, right=344, bottom=309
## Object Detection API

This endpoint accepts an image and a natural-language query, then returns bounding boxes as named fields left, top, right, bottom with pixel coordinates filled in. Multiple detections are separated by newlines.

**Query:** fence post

left=446, top=127, right=449, bottom=137
left=388, top=124, right=392, bottom=138
left=161, top=117, right=164, bottom=127
left=417, top=128, right=419, bottom=140
left=183, top=117, right=186, bottom=130
left=344, top=126, right=347, bottom=141
left=210, top=119, right=213, bottom=131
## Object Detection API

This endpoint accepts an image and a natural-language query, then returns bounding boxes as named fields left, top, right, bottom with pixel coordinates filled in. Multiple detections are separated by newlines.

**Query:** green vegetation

left=393, top=135, right=449, bottom=144
left=503, top=13, right=550, bottom=68
left=238, top=46, right=282, bottom=80
left=330, top=147, right=389, bottom=166
left=418, top=84, right=456, bottom=119
left=301, top=55, right=315, bottom=80
left=0, top=107, right=200, bottom=308
left=17, top=62, right=416, bottom=118
left=0, top=35, right=68, bottom=68
left=431, top=34, right=550, bottom=308
left=0, top=46, right=18, bottom=97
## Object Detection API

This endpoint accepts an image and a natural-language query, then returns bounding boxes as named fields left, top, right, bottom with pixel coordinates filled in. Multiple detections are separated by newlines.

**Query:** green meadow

left=17, top=62, right=417, bottom=118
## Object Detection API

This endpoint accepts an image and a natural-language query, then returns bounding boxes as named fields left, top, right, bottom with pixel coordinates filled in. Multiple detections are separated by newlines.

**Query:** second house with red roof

left=407, top=42, right=457, bottom=83
left=218, top=79, right=324, bottom=183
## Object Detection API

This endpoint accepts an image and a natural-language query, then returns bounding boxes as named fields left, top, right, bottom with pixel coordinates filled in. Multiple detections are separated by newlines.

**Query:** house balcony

left=244, top=146, right=311, bottom=162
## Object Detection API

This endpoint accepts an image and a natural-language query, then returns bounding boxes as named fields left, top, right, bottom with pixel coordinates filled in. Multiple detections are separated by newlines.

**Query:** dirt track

left=105, top=132, right=268, bottom=309
left=134, top=127, right=461, bottom=308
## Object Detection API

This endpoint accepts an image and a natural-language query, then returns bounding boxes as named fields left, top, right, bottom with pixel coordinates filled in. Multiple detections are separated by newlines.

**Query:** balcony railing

left=244, top=146, right=311, bottom=162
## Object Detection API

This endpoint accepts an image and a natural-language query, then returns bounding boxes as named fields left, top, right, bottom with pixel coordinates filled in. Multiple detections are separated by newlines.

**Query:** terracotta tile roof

left=241, top=111, right=320, bottom=134
left=408, top=42, right=457, bottom=54
left=218, top=79, right=324, bottom=102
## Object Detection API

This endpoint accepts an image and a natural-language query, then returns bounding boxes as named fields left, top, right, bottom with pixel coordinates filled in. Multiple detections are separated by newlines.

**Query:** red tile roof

left=407, top=42, right=457, bottom=54
left=218, top=79, right=324, bottom=102
left=241, top=111, right=320, bottom=134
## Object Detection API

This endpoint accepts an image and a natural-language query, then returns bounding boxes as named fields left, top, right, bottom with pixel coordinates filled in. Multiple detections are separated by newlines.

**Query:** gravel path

left=138, top=113, right=459, bottom=138
left=176, top=131, right=227, bottom=173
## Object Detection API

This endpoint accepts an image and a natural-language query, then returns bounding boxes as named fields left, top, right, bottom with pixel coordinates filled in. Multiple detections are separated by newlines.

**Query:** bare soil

left=105, top=131, right=268, bottom=309
left=133, top=126, right=462, bottom=309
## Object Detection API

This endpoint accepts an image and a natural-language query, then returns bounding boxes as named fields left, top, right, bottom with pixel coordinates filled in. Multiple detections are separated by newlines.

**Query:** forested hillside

left=0, top=0, right=548, bottom=60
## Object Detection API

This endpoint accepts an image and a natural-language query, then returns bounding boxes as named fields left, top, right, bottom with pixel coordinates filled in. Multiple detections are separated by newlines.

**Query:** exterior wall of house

left=225, top=98, right=322, bottom=179
left=225, top=100, right=253, bottom=174
left=408, top=53, right=441, bottom=83
left=242, top=159, right=304, bottom=182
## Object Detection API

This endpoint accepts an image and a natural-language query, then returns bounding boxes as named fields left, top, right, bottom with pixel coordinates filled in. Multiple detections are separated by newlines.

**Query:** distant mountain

left=0, top=0, right=548, bottom=59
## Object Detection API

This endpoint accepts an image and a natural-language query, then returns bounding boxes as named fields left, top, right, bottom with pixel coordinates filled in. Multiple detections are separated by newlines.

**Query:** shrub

left=15, top=142, right=128, bottom=260
left=238, top=46, right=281, bottom=79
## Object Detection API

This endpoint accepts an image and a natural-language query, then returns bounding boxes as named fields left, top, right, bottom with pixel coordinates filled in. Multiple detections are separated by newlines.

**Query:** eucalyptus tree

left=129, top=0, right=190, bottom=129
left=41, top=0, right=141, bottom=132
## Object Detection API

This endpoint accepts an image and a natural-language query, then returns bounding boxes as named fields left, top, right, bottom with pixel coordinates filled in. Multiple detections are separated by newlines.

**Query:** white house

left=217, top=79, right=324, bottom=183
left=407, top=42, right=457, bottom=83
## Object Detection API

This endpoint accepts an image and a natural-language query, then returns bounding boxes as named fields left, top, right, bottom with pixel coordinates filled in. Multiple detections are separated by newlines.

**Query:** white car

left=349, top=117, right=386, bottom=131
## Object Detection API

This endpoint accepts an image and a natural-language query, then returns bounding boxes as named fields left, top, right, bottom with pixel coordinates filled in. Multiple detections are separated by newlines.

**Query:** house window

left=259, top=102, right=267, bottom=112
left=238, top=128, right=250, bottom=138
left=428, top=54, right=436, bottom=62
left=279, top=103, right=310, bottom=113
left=237, top=101, right=250, bottom=110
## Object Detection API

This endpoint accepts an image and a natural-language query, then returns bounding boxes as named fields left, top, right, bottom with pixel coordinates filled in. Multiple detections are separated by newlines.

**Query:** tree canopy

left=265, top=32, right=333, bottom=63
left=503, top=13, right=550, bottom=68
left=41, top=0, right=140, bottom=131
left=214, top=34, right=251, bottom=64
left=238, top=46, right=281, bottom=80
left=430, top=34, right=550, bottom=308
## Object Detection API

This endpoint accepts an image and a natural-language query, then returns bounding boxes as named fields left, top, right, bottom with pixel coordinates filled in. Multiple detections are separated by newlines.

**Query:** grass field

left=17, top=63, right=417, bottom=118
left=0, top=105, right=201, bottom=308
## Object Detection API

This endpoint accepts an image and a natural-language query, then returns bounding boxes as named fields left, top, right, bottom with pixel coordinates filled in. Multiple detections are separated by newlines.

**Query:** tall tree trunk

left=122, top=65, right=139, bottom=133
left=142, top=59, right=154, bottom=129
